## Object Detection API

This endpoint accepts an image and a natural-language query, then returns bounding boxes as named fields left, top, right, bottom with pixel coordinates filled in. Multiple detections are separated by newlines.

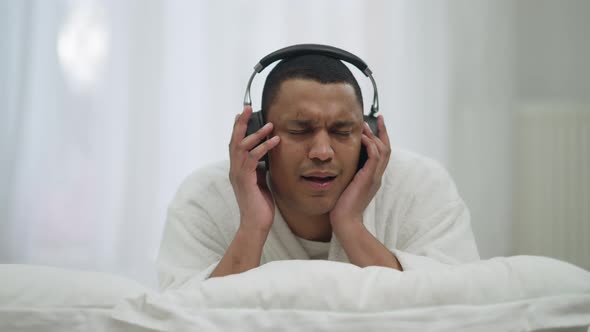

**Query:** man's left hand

left=329, top=115, right=391, bottom=232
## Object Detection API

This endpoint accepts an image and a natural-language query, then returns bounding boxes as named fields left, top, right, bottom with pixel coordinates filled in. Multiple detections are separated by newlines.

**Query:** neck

left=276, top=203, right=333, bottom=242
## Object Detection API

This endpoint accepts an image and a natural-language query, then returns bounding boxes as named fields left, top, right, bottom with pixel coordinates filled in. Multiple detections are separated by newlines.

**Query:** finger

left=244, top=136, right=280, bottom=170
left=364, top=126, right=390, bottom=177
left=363, top=122, right=376, bottom=138
left=230, top=106, right=253, bottom=148
left=365, top=120, right=391, bottom=159
left=377, top=115, right=390, bottom=147
left=363, top=121, right=386, bottom=150
left=364, top=122, right=385, bottom=149
left=368, top=122, right=387, bottom=153
left=239, top=122, right=274, bottom=151
left=233, top=106, right=250, bottom=130
left=229, top=113, right=241, bottom=146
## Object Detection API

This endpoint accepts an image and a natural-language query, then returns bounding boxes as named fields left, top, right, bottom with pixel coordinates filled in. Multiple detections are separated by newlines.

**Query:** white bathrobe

left=157, top=147, right=480, bottom=290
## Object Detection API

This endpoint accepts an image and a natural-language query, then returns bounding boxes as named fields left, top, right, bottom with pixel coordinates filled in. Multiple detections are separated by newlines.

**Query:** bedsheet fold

left=113, top=256, right=590, bottom=331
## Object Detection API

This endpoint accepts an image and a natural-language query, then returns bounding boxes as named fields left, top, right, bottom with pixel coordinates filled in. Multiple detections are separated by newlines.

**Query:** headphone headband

left=243, top=44, right=379, bottom=116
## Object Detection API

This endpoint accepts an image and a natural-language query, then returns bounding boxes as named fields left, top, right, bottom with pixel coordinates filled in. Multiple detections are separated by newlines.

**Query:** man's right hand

left=210, top=106, right=280, bottom=278
left=228, top=106, right=280, bottom=232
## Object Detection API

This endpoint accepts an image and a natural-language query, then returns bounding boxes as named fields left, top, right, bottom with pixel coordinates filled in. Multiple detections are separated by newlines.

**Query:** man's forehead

left=270, top=100, right=362, bottom=125
left=267, top=79, right=362, bottom=118
left=271, top=82, right=363, bottom=116
left=278, top=80, right=357, bottom=101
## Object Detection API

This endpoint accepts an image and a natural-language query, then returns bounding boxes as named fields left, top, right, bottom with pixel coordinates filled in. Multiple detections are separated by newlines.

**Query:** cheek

left=269, top=139, right=306, bottom=168
left=337, top=139, right=361, bottom=163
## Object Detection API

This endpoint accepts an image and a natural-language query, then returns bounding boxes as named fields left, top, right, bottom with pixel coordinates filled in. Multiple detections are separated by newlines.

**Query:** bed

left=2, top=256, right=590, bottom=332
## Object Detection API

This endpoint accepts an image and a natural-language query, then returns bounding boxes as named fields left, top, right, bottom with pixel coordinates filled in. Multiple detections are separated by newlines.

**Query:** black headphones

left=243, top=44, right=380, bottom=170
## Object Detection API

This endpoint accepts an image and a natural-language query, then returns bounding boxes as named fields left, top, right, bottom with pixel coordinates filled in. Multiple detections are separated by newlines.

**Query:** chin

left=301, top=197, right=337, bottom=216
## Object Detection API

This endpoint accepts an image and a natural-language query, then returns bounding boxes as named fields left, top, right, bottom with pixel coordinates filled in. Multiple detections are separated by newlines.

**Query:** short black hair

left=261, top=54, right=363, bottom=115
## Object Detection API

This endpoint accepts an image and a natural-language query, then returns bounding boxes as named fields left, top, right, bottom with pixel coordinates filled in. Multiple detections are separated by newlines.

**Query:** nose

left=308, top=130, right=334, bottom=161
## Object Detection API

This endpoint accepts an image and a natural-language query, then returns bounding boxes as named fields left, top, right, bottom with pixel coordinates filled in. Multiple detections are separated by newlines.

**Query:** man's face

left=266, top=79, right=363, bottom=218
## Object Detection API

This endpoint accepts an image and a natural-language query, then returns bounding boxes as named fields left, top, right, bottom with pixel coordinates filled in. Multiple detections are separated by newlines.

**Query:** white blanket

left=157, top=148, right=480, bottom=289
left=112, top=256, right=590, bottom=332
left=1, top=260, right=588, bottom=331
left=0, top=264, right=149, bottom=332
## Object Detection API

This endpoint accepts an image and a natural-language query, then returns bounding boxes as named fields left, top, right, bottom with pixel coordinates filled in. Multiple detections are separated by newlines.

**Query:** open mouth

left=301, top=175, right=337, bottom=189
left=302, top=175, right=336, bottom=183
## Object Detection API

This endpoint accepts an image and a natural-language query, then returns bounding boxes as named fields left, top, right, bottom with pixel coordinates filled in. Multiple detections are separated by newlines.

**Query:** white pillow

left=112, top=256, right=590, bottom=331
left=0, top=264, right=148, bottom=308
left=141, top=255, right=590, bottom=311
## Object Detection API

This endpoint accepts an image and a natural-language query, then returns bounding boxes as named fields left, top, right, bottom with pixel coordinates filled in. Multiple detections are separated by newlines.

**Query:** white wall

left=515, top=0, right=590, bottom=103
left=448, top=0, right=515, bottom=258
left=448, top=0, right=590, bottom=259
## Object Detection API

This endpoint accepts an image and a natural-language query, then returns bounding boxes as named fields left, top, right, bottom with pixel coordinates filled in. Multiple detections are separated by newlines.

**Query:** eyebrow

left=331, top=121, right=356, bottom=128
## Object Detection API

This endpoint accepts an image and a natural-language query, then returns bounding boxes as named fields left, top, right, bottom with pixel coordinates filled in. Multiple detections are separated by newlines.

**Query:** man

left=157, top=54, right=479, bottom=290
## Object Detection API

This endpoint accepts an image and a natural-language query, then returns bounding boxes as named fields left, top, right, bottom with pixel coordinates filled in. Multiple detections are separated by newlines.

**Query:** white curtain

left=1, top=0, right=452, bottom=286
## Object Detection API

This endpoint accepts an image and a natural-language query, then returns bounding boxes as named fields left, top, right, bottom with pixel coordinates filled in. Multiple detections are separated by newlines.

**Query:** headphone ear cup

left=246, top=110, right=264, bottom=137
left=364, top=115, right=379, bottom=136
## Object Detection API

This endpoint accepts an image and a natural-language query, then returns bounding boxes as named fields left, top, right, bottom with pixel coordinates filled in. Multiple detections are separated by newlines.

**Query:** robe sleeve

left=156, top=164, right=235, bottom=291
left=383, top=154, right=480, bottom=271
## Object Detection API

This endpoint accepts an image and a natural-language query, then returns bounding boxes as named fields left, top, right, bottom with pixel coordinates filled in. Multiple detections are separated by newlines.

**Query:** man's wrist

left=331, top=220, right=402, bottom=270
left=331, top=217, right=364, bottom=239
left=237, top=223, right=271, bottom=241
left=210, top=223, right=270, bottom=278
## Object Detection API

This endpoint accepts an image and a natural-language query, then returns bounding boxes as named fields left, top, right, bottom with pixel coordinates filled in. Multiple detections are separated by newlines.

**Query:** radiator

left=514, top=102, right=590, bottom=270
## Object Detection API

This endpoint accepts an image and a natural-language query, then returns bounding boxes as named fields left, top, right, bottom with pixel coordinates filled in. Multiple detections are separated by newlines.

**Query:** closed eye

left=333, top=131, right=352, bottom=137
left=288, top=130, right=310, bottom=135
